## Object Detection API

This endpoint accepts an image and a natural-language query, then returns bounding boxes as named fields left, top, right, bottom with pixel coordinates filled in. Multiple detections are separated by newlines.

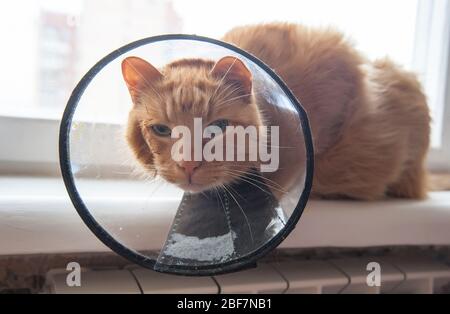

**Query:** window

left=1, top=0, right=449, bottom=175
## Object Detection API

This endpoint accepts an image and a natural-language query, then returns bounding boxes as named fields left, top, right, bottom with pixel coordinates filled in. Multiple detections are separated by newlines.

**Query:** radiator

left=43, top=255, right=450, bottom=294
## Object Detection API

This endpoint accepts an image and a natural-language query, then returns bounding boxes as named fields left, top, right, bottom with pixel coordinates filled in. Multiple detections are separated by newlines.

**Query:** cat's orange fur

left=123, top=56, right=264, bottom=193
left=223, top=23, right=430, bottom=200
left=123, top=23, right=430, bottom=200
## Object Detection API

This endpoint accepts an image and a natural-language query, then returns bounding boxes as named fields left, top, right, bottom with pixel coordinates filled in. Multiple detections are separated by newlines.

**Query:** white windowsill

left=0, top=176, right=450, bottom=256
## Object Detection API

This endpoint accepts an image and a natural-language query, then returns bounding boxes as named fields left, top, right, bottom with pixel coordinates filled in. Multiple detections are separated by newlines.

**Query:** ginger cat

left=122, top=56, right=267, bottom=193
left=122, top=23, right=430, bottom=200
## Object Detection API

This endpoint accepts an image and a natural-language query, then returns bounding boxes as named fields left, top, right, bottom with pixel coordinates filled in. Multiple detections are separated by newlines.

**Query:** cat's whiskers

left=212, top=83, right=240, bottom=103
left=225, top=181, right=287, bottom=239
left=213, top=86, right=252, bottom=109
left=224, top=166, right=286, bottom=191
left=214, top=91, right=262, bottom=108
left=213, top=186, right=230, bottom=229
left=219, top=183, right=254, bottom=244
left=223, top=170, right=287, bottom=195
left=208, top=57, right=239, bottom=104
left=224, top=181, right=246, bottom=203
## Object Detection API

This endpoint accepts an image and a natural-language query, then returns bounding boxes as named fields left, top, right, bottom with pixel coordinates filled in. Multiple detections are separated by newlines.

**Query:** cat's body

left=123, top=23, right=430, bottom=200
left=223, top=23, right=430, bottom=200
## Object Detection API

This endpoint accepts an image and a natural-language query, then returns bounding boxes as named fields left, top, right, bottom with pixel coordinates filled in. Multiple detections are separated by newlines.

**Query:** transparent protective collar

left=59, top=34, right=314, bottom=276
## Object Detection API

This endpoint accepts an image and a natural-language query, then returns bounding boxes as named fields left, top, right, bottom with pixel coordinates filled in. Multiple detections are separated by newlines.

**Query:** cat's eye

left=151, top=124, right=172, bottom=137
left=204, top=119, right=229, bottom=138
left=208, top=119, right=229, bottom=131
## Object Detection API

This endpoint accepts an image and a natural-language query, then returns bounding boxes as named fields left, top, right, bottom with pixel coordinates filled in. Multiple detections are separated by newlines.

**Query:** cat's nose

left=177, top=160, right=201, bottom=176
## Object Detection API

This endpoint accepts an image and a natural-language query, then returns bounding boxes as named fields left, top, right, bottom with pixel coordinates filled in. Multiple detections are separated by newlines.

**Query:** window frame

left=1, top=1, right=450, bottom=175
left=0, top=115, right=130, bottom=177
left=415, top=0, right=450, bottom=171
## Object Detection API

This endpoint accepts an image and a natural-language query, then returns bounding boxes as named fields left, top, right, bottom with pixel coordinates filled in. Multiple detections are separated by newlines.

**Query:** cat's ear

left=211, top=56, right=252, bottom=96
left=121, top=56, right=163, bottom=102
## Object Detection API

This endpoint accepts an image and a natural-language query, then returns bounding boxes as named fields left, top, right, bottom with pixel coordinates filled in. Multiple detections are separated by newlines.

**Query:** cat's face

left=122, top=56, right=264, bottom=192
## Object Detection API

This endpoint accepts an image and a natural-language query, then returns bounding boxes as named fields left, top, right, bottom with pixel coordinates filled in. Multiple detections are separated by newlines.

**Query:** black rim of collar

left=59, top=34, right=314, bottom=276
